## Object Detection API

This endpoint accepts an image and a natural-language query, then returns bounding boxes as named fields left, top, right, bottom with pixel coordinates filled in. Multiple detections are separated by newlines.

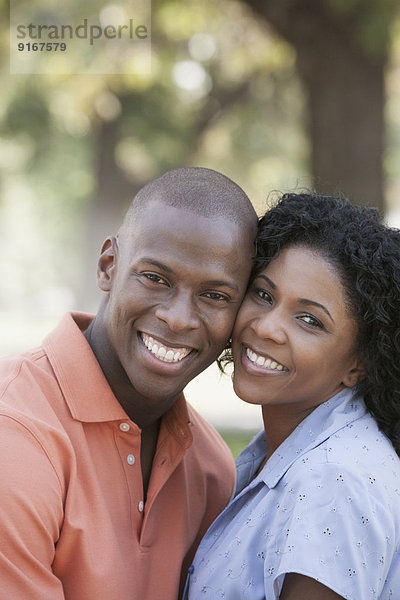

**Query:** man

left=0, top=167, right=257, bottom=599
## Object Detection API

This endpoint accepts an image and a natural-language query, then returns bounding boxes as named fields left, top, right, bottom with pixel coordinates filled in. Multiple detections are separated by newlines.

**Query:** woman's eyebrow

left=257, top=274, right=276, bottom=289
left=298, top=298, right=334, bottom=323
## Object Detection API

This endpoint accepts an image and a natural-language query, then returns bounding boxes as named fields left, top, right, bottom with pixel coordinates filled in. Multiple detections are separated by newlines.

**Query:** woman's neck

left=261, top=403, right=316, bottom=461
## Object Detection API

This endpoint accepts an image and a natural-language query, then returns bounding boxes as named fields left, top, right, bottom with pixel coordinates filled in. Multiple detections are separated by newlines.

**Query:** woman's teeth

left=142, top=334, right=191, bottom=363
left=246, top=347, right=285, bottom=371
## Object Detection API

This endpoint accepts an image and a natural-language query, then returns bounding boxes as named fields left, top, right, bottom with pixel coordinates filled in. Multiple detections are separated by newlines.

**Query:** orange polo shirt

left=0, top=312, right=235, bottom=600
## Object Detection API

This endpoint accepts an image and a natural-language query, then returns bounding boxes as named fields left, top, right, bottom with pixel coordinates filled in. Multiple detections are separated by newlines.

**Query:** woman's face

left=232, top=245, right=363, bottom=422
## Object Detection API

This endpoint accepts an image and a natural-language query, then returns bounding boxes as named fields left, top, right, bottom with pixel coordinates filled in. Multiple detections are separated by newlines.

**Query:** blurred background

left=1, top=0, right=400, bottom=450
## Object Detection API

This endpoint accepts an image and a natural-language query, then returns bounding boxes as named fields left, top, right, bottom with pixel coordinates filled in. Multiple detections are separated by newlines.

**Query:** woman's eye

left=254, top=288, right=273, bottom=303
left=299, top=314, right=324, bottom=329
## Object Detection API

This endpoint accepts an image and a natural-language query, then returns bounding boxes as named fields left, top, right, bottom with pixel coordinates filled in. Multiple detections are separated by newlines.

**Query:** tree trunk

left=243, top=0, right=391, bottom=212
left=297, top=39, right=385, bottom=210
left=78, top=118, right=139, bottom=311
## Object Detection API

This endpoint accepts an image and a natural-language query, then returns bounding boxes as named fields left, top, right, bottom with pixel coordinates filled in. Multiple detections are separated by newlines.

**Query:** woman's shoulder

left=281, top=411, right=400, bottom=513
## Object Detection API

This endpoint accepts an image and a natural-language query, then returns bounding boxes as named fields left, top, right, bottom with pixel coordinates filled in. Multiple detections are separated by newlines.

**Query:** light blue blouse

left=184, top=388, right=400, bottom=599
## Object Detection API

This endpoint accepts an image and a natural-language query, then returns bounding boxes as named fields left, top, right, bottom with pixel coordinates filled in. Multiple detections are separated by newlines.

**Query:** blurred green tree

left=0, top=0, right=399, bottom=314
left=1, top=0, right=306, bottom=309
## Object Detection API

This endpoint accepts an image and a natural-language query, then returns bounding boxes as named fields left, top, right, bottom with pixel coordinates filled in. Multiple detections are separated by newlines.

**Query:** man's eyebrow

left=138, top=258, right=175, bottom=274
left=298, top=298, right=334, bottom=323
left=138, top=259, right=240, bottom=291
left=203, top=280, right=240, bottom=292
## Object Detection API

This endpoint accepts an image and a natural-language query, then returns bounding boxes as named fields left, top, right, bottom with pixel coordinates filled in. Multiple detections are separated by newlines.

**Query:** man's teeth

left=246, top=347, right=285, bottom=371
left=142, top=334, right=191, bottom=363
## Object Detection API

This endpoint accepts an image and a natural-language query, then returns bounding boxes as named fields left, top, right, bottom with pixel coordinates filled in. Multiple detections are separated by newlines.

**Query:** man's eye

left=142, top=273, right=168, bottom=285
left=203, top=292, right=229, bottom=302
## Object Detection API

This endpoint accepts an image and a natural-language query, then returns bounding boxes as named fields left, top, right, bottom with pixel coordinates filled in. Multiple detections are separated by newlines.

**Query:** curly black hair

left=224, top=192, right=400, bottom=455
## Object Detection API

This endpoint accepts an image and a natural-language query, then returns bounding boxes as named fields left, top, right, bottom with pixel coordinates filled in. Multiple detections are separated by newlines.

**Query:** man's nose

left=154, top=292, right=201, bottom=332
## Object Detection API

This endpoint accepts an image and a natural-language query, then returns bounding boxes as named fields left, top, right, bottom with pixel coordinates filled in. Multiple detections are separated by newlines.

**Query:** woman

left=184, top=193, right=400, bottom=599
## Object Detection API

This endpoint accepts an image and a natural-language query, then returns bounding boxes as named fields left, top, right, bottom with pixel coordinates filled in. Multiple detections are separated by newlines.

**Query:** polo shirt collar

left=237, top=388, right=367, bottom=490
left=42, top=312, right=193, bottom=444
left=43, top=312, right=127, bottom=422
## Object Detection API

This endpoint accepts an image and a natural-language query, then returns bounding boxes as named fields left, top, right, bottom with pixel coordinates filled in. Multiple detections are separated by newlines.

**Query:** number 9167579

left=18, top=42, right=67, bottom=51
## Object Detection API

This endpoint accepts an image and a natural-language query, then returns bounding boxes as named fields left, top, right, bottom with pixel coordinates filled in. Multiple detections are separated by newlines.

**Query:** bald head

left=118, top=167, right=257, bottom=237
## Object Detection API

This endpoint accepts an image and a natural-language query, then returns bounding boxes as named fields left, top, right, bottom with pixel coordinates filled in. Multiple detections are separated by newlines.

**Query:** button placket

left=116, top=421, right=145, bottom=527
left=118, top=422, right=136, bottom=466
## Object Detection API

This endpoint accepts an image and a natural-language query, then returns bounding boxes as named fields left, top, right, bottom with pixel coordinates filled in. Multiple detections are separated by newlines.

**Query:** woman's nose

left=250, top=307, right=287, bottom=344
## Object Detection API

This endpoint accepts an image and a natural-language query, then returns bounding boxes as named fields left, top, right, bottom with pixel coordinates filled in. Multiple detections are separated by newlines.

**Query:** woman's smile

left=243, top=345, right=288, bottom=372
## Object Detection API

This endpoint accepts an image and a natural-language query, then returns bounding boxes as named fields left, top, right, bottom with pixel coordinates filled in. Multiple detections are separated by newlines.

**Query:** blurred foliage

left=327, top=0, right=398, bottom=56
left=0, top=0, right=309, bottom=313
left=385, top=17, right=400, bottom=205
left=247, top=0, right=398, bottom=59
left=0, top=0, right=400, bottom=318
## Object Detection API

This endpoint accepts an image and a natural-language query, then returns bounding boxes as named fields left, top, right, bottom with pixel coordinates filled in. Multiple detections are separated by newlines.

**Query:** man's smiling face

left=97, top=199, right=254, bottom=416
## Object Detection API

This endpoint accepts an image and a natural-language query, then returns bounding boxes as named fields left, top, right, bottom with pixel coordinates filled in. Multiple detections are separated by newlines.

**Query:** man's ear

left=342, top=355, right=365, bottom=388
left=97, top=236, right=118, bottom=292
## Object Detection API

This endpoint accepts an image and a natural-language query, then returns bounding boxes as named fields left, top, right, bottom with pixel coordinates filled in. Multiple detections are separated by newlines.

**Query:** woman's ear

left=343, top=355, right=365, bottom=388
left=97, top=237, right=118, bottom=292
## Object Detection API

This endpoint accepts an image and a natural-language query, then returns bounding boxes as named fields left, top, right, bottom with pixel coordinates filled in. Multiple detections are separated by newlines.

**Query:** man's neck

left=140, top=419, right=161, bottom=498
left=83, top=315, right=179, bottom=428
left=84, top=317, right=164, bottom=497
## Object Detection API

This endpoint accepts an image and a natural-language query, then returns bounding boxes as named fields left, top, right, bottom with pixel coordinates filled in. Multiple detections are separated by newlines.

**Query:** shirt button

left=188, top=565, right=195, bottom=575
left=127, top=454, right=135, bottom=465
left=120, top=422, right=130, bottom=432
left=138, top=500, right=144, bottom=512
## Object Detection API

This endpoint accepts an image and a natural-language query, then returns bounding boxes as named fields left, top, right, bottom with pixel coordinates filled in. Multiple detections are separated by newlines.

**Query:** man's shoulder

left=0, top=313, right=90, bottom=427
left=0, top=343, right=67, bottom=432
left=0, top=312, right=93, bottom=389
left=0, top=345, right=51, bottom=397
